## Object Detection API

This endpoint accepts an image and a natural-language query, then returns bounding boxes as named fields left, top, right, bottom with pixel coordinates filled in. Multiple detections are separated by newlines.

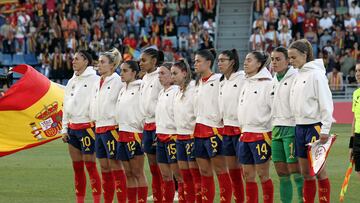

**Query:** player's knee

left=161, top=172, right=173, bottom=181
left=243, top=170, right=256, bottom=182
left=100, top=164, right=111, bottom=172
left=198, top=167, right=213, bottom=176
left=276, top=171, right=290, bottom=177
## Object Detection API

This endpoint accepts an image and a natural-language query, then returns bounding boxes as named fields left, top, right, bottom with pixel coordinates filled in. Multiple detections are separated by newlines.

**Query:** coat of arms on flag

left=307, top=134, right=336, bottom=176
left=0, top=64, right=64, bottom=157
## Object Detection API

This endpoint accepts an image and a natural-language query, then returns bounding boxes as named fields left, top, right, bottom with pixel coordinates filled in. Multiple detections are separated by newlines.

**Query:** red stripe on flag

left=0, top=136, right=61, bottom=157
left=0, top=65, right=50, bottom=111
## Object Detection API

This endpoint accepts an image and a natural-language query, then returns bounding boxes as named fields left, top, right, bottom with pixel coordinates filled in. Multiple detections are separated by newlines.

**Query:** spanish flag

left=0, top=65, right=64, bottom=157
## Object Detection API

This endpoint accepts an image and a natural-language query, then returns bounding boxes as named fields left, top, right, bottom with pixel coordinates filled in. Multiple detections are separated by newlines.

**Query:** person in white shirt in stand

left=155, top=62, right=183, bottom=202
left=138, top=48, right=164, bottom=202
left=218, top=49, right=246, bottom=203
left=319, top=11, right=333, bottom=31
left=171, top=59, right=202, bottom=202
left=288, top=39, right=333, bottom=203
left=116, top=60, right=148, bottom=203
left=270, top=47, right=304, bottom=203
left=92, top=48, right=126, bottom=203
left=237, top=51, right=274, bottom=203
left=61, top=50, right=101, bottom=203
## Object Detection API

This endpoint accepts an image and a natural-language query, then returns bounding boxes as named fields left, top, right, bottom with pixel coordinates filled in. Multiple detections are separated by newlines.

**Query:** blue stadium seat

left=24, top=54, right=39, bottom=66
left=1, top=54, right=13, bottom=67
left=12, top=54, right=26, bottom=65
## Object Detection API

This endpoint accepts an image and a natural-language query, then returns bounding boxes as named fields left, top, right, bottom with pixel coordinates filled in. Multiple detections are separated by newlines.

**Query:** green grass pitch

left=0, top=124, right=359, bottom=202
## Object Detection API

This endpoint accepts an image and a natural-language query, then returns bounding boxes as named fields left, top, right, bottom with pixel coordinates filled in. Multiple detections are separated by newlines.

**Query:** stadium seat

left=24, top=54, right=39, bottom=66
left=12, top=54, right=26, bottom=65
left=1, top=54, right=13, bottom=67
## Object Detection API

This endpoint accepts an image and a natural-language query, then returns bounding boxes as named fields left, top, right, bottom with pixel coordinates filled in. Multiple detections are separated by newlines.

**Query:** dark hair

left=173, top=59, right=192, bottom=94
left=195, top=49, right=216, bottom=68
left=273, top=46, right=288, bottom=59
left=219, top=49, right=240, bottom=81
left=250, top=51, right=271, bottom=71
left=289, top=39, right=314, bottom=62
left=77, top=50, right=93, bottom=66
left=194, top=49, right=216, bottom=85
left=143, top=48, right=164, bottom=66
left=123, top=60, right=140, bottom=78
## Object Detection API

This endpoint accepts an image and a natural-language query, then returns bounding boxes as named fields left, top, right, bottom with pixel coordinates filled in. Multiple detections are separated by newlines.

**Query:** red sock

left=72, top=161, right=86, bottom=203
left=190, top=168, right=202, bottom=203
left=180, top=169, right=195, bottom=202
left=127, top=187, right=137, bottom=203
left=178, top=182, right=186, bottom=203
left=261, top=179, right=274, bottom=203
left=303, top=179, right=316, bottom=203
left=318, top=178, right=330, bottom=203
left=137, top=186, right=148, bottom=203
left=84, top=161, right=101, bottom=203
left=102, top=171, right=115, bottom=203
left=217, top=173, right=232, bottom=203
left=162, top=180, right=175, bottom=203
left=246, top=182, right=258, bottom=203
left=113, top=170, right=127, bottom=203
left=201, top=176, right=215, bottom=203
left=150, top=164, right=163, bottom=202
left=229, top=168, right=244, bottom=203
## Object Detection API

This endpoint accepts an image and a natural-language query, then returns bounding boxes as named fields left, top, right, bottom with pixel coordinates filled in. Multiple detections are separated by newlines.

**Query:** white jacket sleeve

left=316, top=73, right=333, bottom=134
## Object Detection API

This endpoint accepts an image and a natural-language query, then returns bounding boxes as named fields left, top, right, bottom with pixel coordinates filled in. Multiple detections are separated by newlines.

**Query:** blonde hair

left=100, top=48, right=123, bottom=70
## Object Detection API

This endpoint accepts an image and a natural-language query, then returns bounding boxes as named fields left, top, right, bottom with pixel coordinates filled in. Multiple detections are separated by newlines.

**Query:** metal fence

left=330, top=84, right=357, bottom=101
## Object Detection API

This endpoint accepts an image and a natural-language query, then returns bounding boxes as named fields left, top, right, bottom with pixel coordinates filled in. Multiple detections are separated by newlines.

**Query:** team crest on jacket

left=29, top=101, right=63, bottom=140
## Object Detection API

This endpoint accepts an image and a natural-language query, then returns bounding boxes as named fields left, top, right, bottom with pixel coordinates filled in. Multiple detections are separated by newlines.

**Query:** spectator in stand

left=61, top=13, right=78, bottom=39
left=344, top=13, right=357, bottom=30
left=349, top=0, right=360, bottom=19
left=125, top=3, right=143, bottom=39
left=203, top=18, right=216, bottom=38
left=123, top=32, right=138, bottom=49
left=265, top=23, right=279, bottom=52
left=304, top=26, right=319, bottom=57
left=347, top=67, right=357, bottom=85
left=50, top=47, right=63, bottom=83
left=340, top=48, right=358, bottom=75
left=320, top=29, right=332, bottom=50
left=337, top=0, right=349, bottom=16
left=303, top=12, right=317, bottom=33
left=3, top=35, right=16, bottom=54
left=280, top=1, right=290, bottom=16
left=289, top=0, right=305, bottom=37
left=310, top=1, right=322, bottom=19
left=253, top=14, right=267, bottom=35
left=190, top=18, right=201, bottom=34
left=352, top=42, right=360, bottom=61
left=322, top=50, right=337, bottom=73
left=324, top=2, right=335, bottom=19
left=323, top=40, right=335, bottom=57
left=162, top=15, right=177, bottom=37
left=278, top=13, right=292, bottom=32
left=319, top=11, right=333, bottom=31
left=199, top=29, right=214, bottom=50
left=155, top=0, right=167, bottom=24
left=178, top=32, right=189, bottom=51
left=263, top=1, right=278, bottom=24
left=189, top=31, right=199, bottom=52
left=333, top=25, right=346, bottom=55
left=278, top=25, right=292, bottom=48
left=167, top=0, right=178, bottom=18
left=344, top=28, right=358, bottom=49
left=191, top=2, right=202, bottom=23
left=249, top=28, right=265, bottom=51
left=327, top=65, right=344, bottom=91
